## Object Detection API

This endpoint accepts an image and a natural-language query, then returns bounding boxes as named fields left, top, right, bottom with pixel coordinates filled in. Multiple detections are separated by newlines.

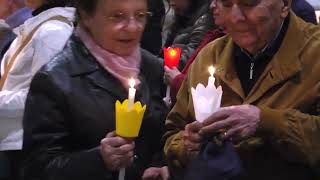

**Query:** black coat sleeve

left=21, top=71, right=116, bottom=180
left=140, top=49, right=169, bottom=167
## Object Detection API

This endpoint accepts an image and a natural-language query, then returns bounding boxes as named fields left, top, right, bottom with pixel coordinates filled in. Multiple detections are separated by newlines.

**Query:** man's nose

left=230, top=4, right=246, bottom=23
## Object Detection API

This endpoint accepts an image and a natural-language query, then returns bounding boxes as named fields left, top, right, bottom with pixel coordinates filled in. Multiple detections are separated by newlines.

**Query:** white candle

left=119, top=168, right=125, bottom=180
left=208, top=66, right=216, bottom=87
left=128, top=78, right=136, bottom=110
left=165, top=86, right=170, bottom=100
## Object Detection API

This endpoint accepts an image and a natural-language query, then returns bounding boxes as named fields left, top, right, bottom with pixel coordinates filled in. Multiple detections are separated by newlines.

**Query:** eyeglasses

left=220, top=0, right=260, bottom=8
left=106, top=11, right=153, bottom=26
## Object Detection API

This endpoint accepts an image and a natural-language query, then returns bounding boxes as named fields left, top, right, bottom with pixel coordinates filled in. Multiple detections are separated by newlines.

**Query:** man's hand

left=200, top=105, right=261, bottom=140
left=100, top=132, right=135, bottom=171
left=142, top=166, right=170, bottom=180
left=183, top=121, right=204, bottom=154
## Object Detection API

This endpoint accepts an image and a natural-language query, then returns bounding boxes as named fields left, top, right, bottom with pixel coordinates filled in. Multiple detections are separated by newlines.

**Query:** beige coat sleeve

left=163, top=71, right=194, bottom=178
left=259, top=101, right=320, bottom=169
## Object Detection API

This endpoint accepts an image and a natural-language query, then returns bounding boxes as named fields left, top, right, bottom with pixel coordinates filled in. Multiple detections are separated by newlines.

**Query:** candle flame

left=169, top=49, right=177, bottom=57
left=208, top=66, right=215, bottom=76
left=129, top=78, right=135, bottom=88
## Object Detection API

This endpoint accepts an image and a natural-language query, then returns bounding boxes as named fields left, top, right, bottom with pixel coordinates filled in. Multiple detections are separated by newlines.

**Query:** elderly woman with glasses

left=21, top=0, right=169, bottom=180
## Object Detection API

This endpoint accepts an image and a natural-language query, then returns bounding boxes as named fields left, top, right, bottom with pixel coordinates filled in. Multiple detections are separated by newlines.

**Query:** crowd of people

left=0, top=0, right=319, bottom=180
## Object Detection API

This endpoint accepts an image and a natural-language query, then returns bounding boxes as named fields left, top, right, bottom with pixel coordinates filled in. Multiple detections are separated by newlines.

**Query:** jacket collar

left=13, top=7, right=75, bottom=37
left=67, top=35, right=126, bottom=99
left=67, top=35, right=152, bottom=101
left=68, top=35, right=153, bottom=77
left=216, top=12, right=305, bottom=103
left=68, top=34, right=100, bottom=76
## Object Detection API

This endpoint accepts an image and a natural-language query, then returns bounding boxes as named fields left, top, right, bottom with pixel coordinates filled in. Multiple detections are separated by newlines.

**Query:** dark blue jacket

left=292, top=0, right=317, bottom=24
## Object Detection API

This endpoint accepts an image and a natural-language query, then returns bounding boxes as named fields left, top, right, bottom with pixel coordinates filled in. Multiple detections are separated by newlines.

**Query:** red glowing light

left=163, top=47, right=181, bottom=69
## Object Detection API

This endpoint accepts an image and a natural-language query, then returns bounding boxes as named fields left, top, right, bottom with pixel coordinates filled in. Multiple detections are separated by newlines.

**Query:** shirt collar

left=235, top=15, right=290, bottom=61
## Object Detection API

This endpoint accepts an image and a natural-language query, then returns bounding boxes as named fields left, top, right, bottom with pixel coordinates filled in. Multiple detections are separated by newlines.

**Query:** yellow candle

left=128, top=78, right=136, bottom=110
left=208, top=66, right=216, bottom=87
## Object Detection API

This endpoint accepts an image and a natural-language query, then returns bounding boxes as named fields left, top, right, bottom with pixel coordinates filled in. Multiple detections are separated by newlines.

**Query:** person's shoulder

left=187, top=35, right=229, bottom=76
left=296, top=14, right=320, bottom=47
left=24, top=16, right=73, bottom=53
left=40, top=37, right=75, bottom=74
left=34, top=19, right=73, bottom=39
left=198, top=35, right=230, bottom=59
left=291, top=17, right=320, bottom=71
left=141, top=48, right=163, bottom=69
left=301, top=18, right=320, bottom=35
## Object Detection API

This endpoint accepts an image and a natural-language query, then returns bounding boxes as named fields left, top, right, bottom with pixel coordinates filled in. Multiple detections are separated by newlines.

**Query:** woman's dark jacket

left=164, top=1, right=214, bottom=70
left=21, top=34, right=168, bottom=180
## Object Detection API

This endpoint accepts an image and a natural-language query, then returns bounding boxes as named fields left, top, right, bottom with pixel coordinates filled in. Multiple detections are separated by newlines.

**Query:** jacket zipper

left=250, top=62, right=254, bottom=80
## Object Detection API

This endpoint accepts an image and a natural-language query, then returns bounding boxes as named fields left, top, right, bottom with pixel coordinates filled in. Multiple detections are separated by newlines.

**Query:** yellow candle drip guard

left=115, top=99, right=147, bottom=138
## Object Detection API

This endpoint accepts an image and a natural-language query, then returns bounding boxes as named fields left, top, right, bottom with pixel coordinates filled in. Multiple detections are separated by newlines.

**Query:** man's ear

left=280, top=0, right=292, bottom=18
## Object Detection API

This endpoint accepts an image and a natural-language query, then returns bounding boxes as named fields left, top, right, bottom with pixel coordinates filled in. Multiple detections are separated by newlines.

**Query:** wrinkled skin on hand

left=142, top=166, right=170, bottom=180
left=200, top=105, right=261, bottom=141
left=182, top=121, right=204, bottom=156
left=100, top=131, right=135, bottom=171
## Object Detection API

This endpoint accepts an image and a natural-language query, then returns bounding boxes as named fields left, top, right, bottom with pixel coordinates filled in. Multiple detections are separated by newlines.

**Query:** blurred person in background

left=162, top=0, right=175, bottom=46
left=0, top=0, right=32, bottom=70
left=0, top=1, right=31, bottom=178
left=0, top=0, right=74, bottom=179
left=163, top=0, right=225, bottom=106
left=163, top=0, right=214, bottom=70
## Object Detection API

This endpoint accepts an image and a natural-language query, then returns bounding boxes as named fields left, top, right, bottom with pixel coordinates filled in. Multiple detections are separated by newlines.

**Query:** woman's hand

left=163, top=66, right=181, bottom=85
left=142, top=166, right=170, bottom=180
left=100, top=131, right=135, bottom=171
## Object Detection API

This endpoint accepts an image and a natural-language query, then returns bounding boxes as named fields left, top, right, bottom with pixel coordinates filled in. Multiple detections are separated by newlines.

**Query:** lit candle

left=208, top=66, right=216, bottom=87
left=163, top=47, right=181, bottom=106
left=128, top=78, right=136, bottom=110
left=164, top=47, right=181, bottom=69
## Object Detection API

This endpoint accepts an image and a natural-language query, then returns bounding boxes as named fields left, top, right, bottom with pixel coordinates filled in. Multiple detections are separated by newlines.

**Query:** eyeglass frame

left=105, top=11, right=153, bottom=27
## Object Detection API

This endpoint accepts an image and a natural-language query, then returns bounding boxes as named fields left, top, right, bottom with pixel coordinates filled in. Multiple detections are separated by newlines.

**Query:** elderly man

left=163, top=0, right=320, bottom=179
